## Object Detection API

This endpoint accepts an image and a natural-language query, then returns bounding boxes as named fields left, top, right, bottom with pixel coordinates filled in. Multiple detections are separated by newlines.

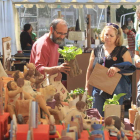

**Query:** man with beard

left=30, top=19, right=70, bottom=78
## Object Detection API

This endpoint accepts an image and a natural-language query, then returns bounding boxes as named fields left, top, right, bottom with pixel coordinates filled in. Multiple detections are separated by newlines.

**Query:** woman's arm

left=85, top=50, right=95, bottom=92
left=122, top=50, right=132, bottom=63
left=8, top=87, right=22, bottom=98
left=107, top=50, right=132, bottom=77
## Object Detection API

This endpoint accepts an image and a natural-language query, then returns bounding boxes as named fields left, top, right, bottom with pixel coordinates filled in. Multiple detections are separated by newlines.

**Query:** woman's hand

left=107, top=67, right=120, bottom=77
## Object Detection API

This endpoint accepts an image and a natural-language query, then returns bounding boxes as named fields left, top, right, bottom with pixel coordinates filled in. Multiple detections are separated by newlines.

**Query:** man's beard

left=51, top=33, right=65, bottom=46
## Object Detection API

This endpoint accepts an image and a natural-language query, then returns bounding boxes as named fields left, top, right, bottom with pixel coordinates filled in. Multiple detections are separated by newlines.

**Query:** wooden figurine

left=0, top=77, right=4, bottom=115
left=49, top=115, right=56, bottom=135
left=104, top=116, right=128, bottom=140
left=7, top=80, right=34, bottom=123
left=24, top=63, right=44, bottom=89
left=63, top=101, right=90, bottom=130
left=133, top=130, right=140, bottom=140
left=13, top=70, right=63, bottom=124
left=12, top=71, right=51, bottom=121
left=54, top=93, right=65, bottom=120
left=90, top=123, right=104, bottom=140
left=134, top=107, right=140, bottom=131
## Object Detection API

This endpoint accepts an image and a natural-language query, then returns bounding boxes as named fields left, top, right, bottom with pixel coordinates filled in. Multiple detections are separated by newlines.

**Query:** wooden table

left=16, top=124, right=49, bottom=140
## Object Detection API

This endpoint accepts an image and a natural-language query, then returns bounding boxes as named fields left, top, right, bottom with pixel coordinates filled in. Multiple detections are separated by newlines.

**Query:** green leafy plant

left=86, top=95, right=93, bottom=109
left=93, top=28, right=101, bottom=35
left=103, top=93, right=126, bottom=111
left=70, top=88, right=85, bottom=98
left=64, top=93, right=71, bottom=102
left=73, top=88, right=85, bottom=95
left=58, top=46, right=82, bottom=61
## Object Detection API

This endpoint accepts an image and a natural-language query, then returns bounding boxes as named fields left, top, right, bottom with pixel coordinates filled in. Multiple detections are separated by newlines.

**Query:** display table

left=0, top=112, right=9, bottom=140
left=16, top=124, right=49, bottom=140
left=104, top=131, right=133, bottom=140
left=49, top=125, right=63, bottom=139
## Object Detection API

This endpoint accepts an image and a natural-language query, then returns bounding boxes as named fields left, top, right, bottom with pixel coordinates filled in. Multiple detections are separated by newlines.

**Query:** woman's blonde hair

left=136, top=5, right=140, bottom=15
left=100, top=23, right=123, bottom=46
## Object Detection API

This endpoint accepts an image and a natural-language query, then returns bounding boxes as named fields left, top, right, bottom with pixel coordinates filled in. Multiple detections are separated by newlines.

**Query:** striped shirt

left=127, top=30, right=135, bottom=51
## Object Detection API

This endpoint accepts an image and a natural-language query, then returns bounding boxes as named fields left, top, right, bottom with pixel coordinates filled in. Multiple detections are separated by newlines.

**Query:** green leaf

left=102, top=93, right=126, bottom=111
left=112, top=93, right=126, bottom=101
left=58, top=46, right=82, bottom=61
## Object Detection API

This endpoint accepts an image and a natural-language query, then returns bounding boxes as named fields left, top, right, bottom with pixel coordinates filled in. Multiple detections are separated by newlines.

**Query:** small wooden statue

left=7, top=80, right=34, bottom=123
left=104, top=116, right=128, bottom=140
left=49, top=115, right=56, bottom=135
left=24, top=63, right=44, bottom=89
left=133, top=130, right=140, bottom=140
left=134, top=107, right=140, bottom=131
left=54, top=93, right=65, bottom=120
left=63, top=101, right=90, bottom=130
left=12, top=71, right=51, bottom=121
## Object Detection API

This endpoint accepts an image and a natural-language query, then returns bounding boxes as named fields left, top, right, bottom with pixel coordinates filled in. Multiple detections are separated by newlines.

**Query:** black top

left=20, top=31, right=32, bottom=50
left=93, top=44, right=128, bottom=68
left=93, top=44, right=128, bottom=99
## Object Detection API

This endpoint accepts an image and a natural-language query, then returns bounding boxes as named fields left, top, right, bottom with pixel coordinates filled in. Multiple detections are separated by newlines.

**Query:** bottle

left=95, top=37, right=100, bottom=47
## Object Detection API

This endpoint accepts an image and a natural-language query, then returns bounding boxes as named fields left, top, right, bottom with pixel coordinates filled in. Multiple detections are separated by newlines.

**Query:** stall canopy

left=0, top=0, right=139, bottom=55
left=12, top=0, right=140, bottom=9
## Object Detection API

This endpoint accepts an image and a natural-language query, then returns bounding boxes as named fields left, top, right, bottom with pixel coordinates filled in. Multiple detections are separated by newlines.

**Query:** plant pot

left=65, top=58, right=82, bottom=78
left=129, top=109, right=138, bottom=124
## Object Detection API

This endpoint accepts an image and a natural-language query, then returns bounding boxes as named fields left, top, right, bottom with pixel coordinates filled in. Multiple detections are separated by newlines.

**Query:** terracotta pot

left=129, top=109, right=138, bottom=124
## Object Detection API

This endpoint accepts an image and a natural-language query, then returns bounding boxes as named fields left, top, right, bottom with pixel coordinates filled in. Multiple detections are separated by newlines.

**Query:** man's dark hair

left=23, top=23, right=31, bottom=31
left=121, top=25, right=128, bottom=30
left=50, top=19, right=68, bottom=30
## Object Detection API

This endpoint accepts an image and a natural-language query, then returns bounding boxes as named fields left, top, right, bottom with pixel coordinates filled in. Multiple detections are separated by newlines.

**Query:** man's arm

left=31, top=44, right=70, bottom=75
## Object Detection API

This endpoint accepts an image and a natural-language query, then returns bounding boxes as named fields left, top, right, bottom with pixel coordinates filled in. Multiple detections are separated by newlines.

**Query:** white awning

left=13, top=0, right=139, bottom=9
left=12, top=0, right=140, bottom=4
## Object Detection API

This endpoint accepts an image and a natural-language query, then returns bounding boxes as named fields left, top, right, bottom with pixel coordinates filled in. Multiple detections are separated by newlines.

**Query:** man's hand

left=54, top=72, right=62, bottom=81
left=107, top=67, right=120, bottom=77
left=58, top=62, right=70, bottom=75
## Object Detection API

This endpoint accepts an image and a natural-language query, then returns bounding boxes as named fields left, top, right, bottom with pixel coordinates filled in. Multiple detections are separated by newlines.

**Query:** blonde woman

left=85, top=23, right=134, bottom=116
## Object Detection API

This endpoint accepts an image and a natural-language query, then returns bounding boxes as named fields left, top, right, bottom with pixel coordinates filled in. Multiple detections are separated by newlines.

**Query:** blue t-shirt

left=135, top=30, right=140, bottom=52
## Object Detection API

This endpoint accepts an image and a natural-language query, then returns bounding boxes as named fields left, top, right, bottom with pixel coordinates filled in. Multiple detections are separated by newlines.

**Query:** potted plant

left=71, top=88, right=85, bottom=100
left=86, top=95, right=93, bottom=109
left=93, top=28, right=101, bottom=38
left=103, top=93, right=126, bottom=121
left=58, top=46, right=82, bottom=78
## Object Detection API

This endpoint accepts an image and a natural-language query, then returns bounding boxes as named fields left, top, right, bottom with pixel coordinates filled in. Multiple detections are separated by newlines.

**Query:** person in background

left=135, top=5, right=140, bottom=67
left=134, top=6, right=140, bottom=107
left=121, top=25, right=136, bottom=58
left=20, top=23, right=33, bottom=51
left=30, top=19, right=70, bottom=80
left=85, top=23, right=134, bottom=117
left=30, top=28, right=37, bottom=44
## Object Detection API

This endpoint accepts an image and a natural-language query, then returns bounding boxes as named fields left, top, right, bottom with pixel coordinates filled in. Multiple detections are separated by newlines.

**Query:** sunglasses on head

left=107, top=23, right=119, bottom=30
